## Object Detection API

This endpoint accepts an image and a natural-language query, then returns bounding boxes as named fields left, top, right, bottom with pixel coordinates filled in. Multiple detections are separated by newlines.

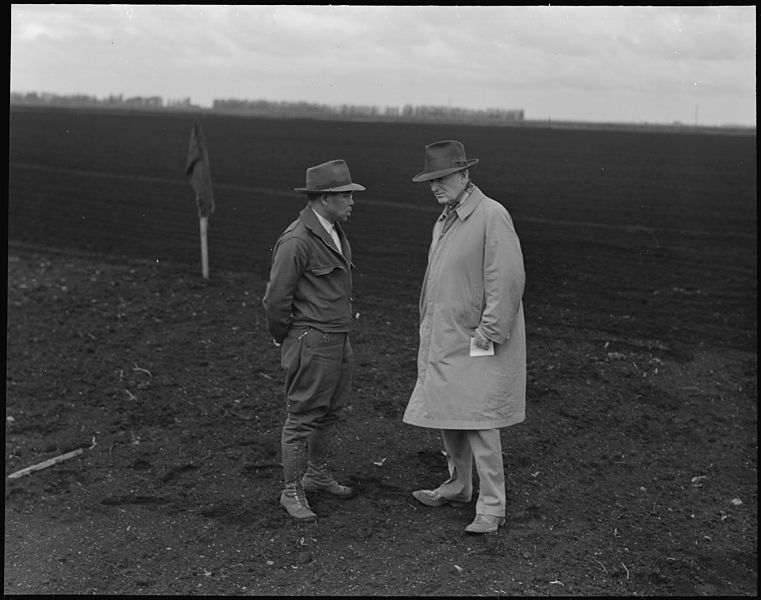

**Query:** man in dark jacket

left=263, top=159, right=365, bottom=521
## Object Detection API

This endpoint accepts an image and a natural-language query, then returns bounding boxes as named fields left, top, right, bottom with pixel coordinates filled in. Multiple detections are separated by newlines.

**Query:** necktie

left=331, top=225, right=343, bottom=255
left=439, top=202, right=460, bottom=234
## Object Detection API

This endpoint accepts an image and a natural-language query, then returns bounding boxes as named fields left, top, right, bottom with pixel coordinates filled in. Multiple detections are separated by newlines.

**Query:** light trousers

left=436, top=428, right=506, bottom=517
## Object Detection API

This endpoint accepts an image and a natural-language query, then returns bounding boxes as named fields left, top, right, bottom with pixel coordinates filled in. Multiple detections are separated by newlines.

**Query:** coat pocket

left=465, top=285, right=484, bottom=329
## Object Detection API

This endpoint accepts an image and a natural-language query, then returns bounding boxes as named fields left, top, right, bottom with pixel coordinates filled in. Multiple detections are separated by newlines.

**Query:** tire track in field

left=9, top=162, right=756, bottom=241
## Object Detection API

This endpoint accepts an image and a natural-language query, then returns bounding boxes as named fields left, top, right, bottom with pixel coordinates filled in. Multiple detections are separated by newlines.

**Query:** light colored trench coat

left=403, top=185, right=526, bottom=430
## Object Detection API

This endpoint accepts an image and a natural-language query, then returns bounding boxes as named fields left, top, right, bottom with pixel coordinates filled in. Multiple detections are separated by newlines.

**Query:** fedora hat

left=412, top=140, right=479, bottom=182
left=294, top=159, right=366, bottom=194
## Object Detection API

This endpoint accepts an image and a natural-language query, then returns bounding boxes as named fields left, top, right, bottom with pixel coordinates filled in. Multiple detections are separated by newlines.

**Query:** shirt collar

left=311, top=207, right=335, bottom=234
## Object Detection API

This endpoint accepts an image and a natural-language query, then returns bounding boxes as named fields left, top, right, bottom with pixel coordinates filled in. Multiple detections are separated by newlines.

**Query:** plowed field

left=6, top=106, right=757, bottom=595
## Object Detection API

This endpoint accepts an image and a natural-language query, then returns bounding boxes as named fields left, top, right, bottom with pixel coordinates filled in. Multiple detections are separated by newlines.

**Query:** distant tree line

left=213, top=98, right=523, bottom=122
left=11, top=91, right=524, bottom=123
left=11, top=91, right=196, bottom=109
left=12, top=91, right=753, bottom=134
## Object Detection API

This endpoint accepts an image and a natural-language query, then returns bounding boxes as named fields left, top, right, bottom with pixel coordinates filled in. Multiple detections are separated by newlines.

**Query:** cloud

left=10, top=5, right=756, bottom=125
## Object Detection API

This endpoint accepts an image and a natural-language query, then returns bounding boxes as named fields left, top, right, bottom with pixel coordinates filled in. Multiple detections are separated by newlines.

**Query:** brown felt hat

left=294, top=159, right=366, bottom=194
left=412, top=140, right=478, bottom=181
left=412, top=140, right=479, bottom=182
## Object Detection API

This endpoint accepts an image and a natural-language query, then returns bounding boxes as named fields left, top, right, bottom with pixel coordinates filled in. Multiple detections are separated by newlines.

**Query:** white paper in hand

left=469, top=337, right=495, bottom=357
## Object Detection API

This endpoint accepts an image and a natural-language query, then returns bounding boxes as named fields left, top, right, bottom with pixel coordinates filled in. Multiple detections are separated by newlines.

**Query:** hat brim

left=412, top=158, right=479, bottom=183
left=294, top=182, right=366, bottom=194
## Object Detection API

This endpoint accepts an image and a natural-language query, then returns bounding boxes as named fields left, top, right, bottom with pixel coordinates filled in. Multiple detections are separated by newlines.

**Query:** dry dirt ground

left=5, top=240, right=756, bottom=596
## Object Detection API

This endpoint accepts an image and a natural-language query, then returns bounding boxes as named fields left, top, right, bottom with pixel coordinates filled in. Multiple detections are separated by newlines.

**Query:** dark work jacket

left=262, top=207, right=353, bottom=343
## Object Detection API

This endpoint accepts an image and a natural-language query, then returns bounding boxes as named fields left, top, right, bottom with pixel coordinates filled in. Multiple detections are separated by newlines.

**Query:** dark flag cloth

left=186, top=122, right=216, bottom=218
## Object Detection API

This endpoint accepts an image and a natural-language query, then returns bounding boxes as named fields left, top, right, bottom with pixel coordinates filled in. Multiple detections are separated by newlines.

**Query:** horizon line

left=10, top=90, right=757, bottom=131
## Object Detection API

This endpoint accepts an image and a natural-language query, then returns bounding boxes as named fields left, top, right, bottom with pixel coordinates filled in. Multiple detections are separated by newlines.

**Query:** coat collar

left=453, top=184, right=484, bottom=221
left=299, top=206, right=351, bottom=262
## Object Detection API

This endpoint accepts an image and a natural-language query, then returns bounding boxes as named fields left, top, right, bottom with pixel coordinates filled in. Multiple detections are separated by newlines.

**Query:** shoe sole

left=464, top=518, right=506, bottom=534
left=279, top=496, right=318, bottom=521
left=303, top=485, right=356, bottom=498
left=412, top=491, right=467, bottom=508
left=280, top=507, right=317, bottom=522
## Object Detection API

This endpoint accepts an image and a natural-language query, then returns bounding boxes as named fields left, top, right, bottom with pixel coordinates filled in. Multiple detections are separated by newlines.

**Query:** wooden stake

left=7, top=448, right=84, bottom=479
left=199, top=214, right=209, bottom=279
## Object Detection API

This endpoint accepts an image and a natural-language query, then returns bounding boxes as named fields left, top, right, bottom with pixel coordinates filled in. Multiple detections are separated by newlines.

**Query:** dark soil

left=5, top=108, right=757, bottom=596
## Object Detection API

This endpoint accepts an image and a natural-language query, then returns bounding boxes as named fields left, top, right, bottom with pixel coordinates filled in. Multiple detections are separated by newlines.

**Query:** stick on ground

left=7, top=448, right=84, bottom=479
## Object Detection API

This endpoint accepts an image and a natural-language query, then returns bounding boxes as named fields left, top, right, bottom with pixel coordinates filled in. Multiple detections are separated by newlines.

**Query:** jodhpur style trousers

left=279, top=326, right=353, bottom=444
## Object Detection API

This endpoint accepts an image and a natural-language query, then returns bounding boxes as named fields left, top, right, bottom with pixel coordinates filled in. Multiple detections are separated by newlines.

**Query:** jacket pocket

left=311, top=264, right=343, bottom=276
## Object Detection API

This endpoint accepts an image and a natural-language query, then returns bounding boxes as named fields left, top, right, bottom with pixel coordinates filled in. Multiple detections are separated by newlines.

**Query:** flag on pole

left=186, top=121, right=215, bottom=218
left=186, top=122, right=214, bottom=279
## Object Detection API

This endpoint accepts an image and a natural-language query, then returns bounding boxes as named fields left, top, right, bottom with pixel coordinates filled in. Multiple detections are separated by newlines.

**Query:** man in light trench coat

left=403, top=140, right=526, bottom=534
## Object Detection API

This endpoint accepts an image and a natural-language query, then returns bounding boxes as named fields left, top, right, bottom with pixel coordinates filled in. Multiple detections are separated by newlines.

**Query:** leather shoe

left=302, top=475, right=355, bottom=498
left=464, top=514, right=506, bottom=534
left=412, top=489, right=467, bottom=508
left=302, top=463, right=355, bottom=498
left=280, top=485, right=317, bottom=522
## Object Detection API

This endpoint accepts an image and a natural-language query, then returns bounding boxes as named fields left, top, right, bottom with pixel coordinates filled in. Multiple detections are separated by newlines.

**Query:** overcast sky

left=10, top=4, right=757, bottom=126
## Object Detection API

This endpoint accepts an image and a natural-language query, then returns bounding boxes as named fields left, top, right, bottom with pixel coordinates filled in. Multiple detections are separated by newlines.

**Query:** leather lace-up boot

left=280, top=441, right=317, bottom=521
left=302, top=461, right=355, bottom=498
left=302, top=428, right=355, bottom=498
